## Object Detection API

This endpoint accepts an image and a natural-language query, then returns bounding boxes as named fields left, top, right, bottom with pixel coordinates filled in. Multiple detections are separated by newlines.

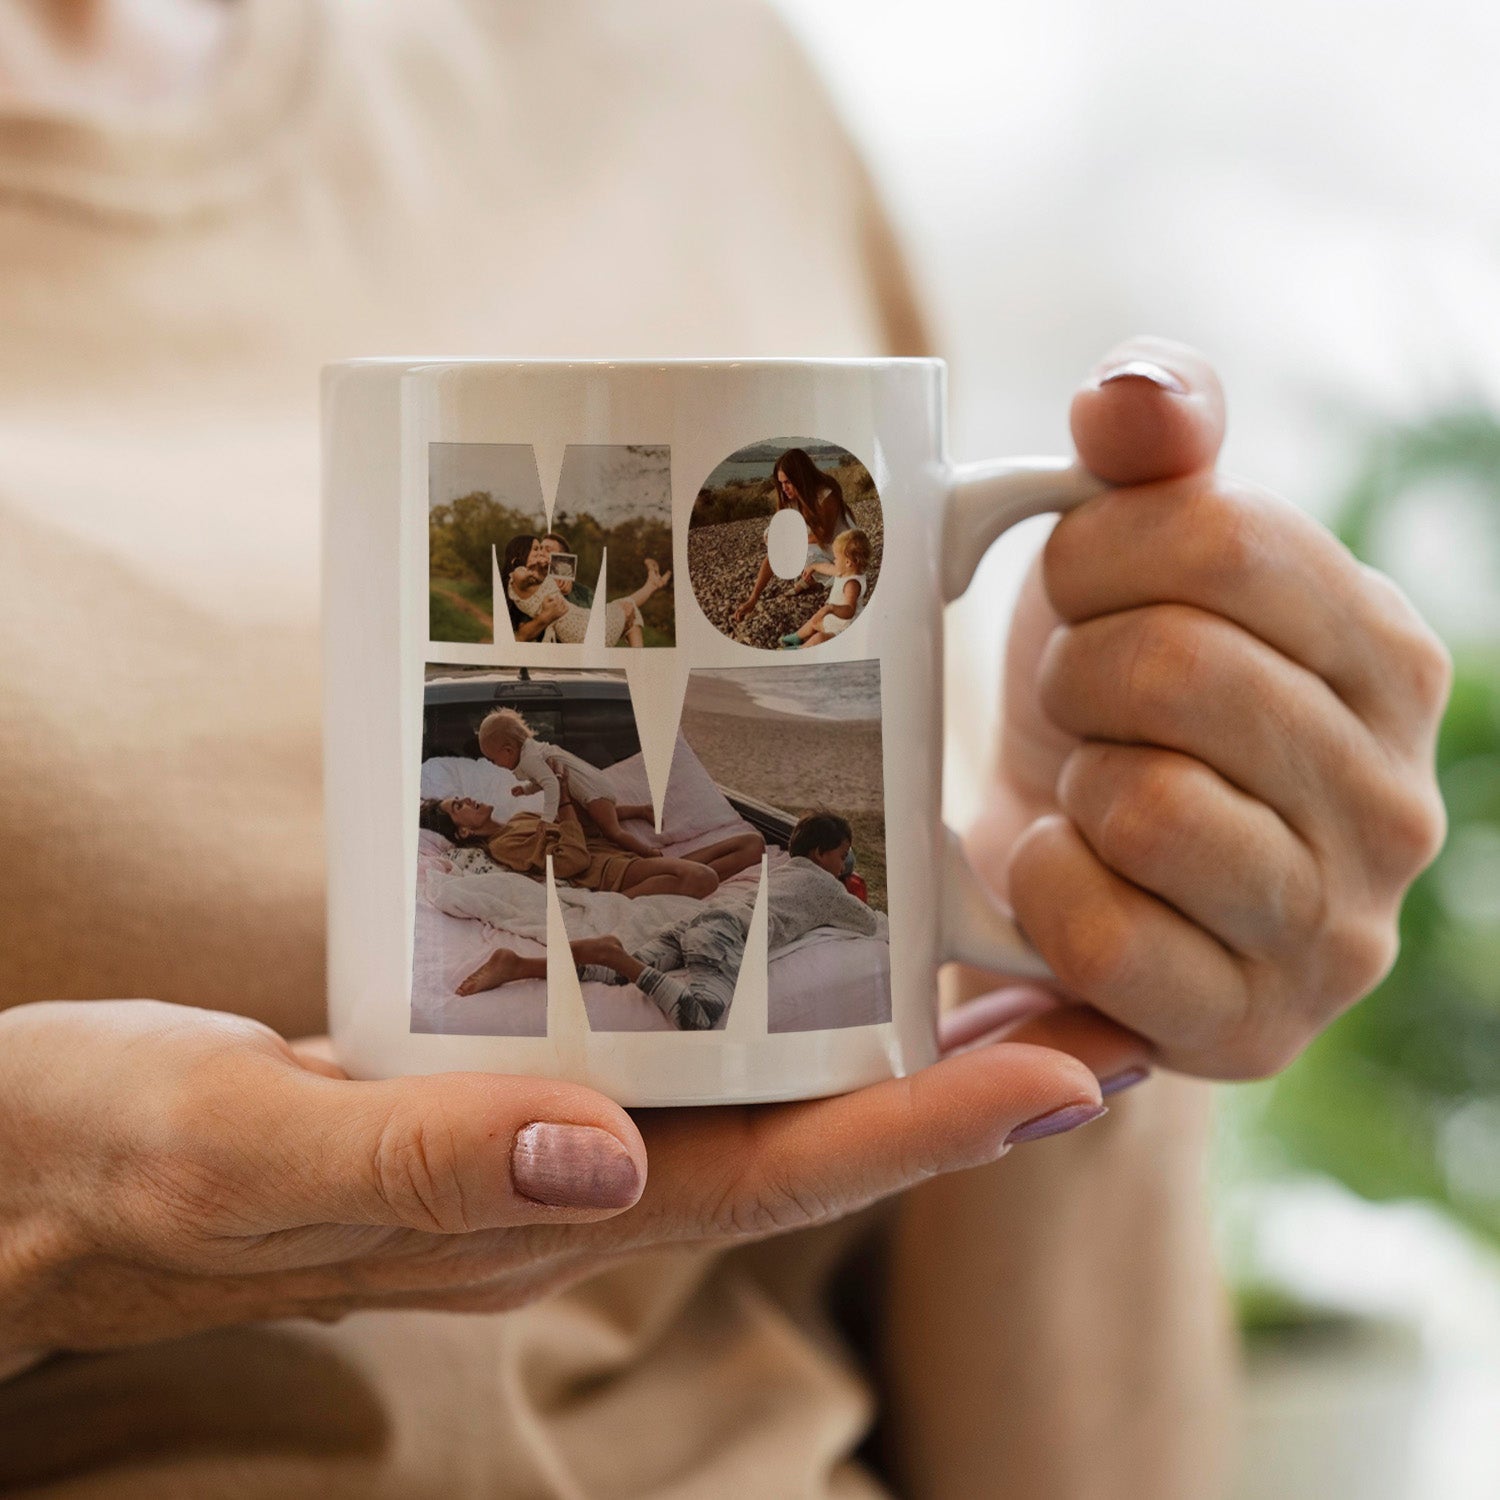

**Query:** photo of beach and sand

left=688, top=438, right=883, bottom=651
left=681, top=662, right=887, bottom=910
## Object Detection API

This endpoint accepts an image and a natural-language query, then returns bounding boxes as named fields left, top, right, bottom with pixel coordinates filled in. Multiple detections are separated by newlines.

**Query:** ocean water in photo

left=725, top=661, right=882, bottom=721
left=700, top=440, right=851, bottom=490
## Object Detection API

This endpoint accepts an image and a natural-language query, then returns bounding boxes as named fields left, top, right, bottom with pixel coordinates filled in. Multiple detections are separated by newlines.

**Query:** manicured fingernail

left=512, top=1123, right=641, bottom=1209
left=1004, top=1102, right=1108, bottom=1146
left=1096, top=359, right=1186, bottom=395
left=1100, top=1066, right=1151, bottom=1097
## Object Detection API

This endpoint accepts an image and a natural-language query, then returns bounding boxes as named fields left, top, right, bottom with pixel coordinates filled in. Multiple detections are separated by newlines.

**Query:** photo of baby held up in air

left=412, top=666, right=763, bottom=1036
left=410, top=661, right=890, bottom=1037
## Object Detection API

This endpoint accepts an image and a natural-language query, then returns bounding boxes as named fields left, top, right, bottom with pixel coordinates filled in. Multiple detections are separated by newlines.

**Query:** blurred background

left=772, top=0, right=1500, bottom=1494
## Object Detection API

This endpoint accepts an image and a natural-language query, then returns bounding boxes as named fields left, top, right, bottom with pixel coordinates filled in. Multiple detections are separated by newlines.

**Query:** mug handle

left=938, top=457, right=1106, bottom=979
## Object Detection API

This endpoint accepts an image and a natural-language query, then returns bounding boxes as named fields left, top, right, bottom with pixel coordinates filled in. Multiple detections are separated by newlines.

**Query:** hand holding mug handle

left=939, top=458, right=1105, bottom=979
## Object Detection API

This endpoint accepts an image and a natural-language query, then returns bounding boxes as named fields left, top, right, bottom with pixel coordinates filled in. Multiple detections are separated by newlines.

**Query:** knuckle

left=708, top=1136, right=841, bottom=1242
left=1090, top=756, right=1187, bottom=876
left=1362, top=566, right=1454, bottom=718
left=1276, top=856, right=1329, bottom=951
left=1321, top=918, right=1400, bottom=1004
left=1370, top=782, right=1448, bottom=880
left=371, top=1103, right=472, bottom=1234
left=1218, top=1020, right=1306, bottom=1082
left=1409, top=630, right=1454, bottom=717
left=1040, top=514, right=1091, bottom=611
left=1182, top=484, right=1269, bottom=593
left=1051, top=898, right=1138, bottom=998
left=1121, top=608, right=1205, bottom=725
left=1036, top=623, right=1084, bottom=716
left=133, top=1054, right=260, bottom=1236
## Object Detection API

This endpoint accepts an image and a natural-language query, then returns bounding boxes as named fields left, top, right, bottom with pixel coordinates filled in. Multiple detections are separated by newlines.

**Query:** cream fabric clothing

left=519, top=739, right=618, bottom=822
left=821, top=573, right=868, bottom=634
left=511, top=572, right=624, bottom=647
left=0, top=0, right=925, bottom=1494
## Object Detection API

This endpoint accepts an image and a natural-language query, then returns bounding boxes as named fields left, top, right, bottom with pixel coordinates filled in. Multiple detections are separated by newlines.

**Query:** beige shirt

left=0, top=0, right=925, bottom=1493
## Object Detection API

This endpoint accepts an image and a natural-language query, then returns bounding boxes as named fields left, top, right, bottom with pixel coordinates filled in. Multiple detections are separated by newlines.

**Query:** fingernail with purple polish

left=1100, top=1066, right=1150, bottom=1097
left=512, top=1123, right=642, bottom=1209
left=1096, top=359, right=1186, bottom=395
left=1004, top=1102, right=1108, bottom=1146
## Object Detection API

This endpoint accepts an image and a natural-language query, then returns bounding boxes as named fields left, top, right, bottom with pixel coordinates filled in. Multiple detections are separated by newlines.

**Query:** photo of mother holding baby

left=502, top=532, right=669, bottom=647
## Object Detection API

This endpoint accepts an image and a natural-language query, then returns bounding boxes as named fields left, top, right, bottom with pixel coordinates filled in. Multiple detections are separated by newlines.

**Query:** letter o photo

left=689, top=437, right=882, bottom=650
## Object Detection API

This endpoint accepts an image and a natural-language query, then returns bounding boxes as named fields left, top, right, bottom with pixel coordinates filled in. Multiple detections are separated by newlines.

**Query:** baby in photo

left=781, top=527, right=871, bottom=648
left=504, top=534, right=668, bottom=648
left=457, top=809, right=881, bottom=1032
left=477, top=707, right=661, bottom=857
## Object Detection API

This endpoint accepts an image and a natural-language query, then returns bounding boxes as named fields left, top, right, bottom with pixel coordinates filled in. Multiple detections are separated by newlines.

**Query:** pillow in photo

left=604, top=733, right=738, bottom=844
left=419, top=755, right=544, bottom=816
left=418, top=828, right=455, bottom=858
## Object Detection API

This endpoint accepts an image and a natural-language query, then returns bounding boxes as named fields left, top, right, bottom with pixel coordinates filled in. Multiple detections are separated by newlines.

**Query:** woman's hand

left=735, top=558, right=776, bottom=622
left=512, top=594, right=568, bottom=643
left=968, top=336, right=1450, bottom=1080
left=0, top=1000, right=1117, bottom=1362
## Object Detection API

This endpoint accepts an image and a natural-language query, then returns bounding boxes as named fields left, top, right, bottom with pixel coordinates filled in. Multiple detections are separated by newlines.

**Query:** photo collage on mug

left=414, top=438, right=891, bottom=1037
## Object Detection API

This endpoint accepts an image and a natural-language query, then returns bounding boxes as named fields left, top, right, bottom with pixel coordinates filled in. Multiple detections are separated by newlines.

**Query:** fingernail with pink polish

left=1100, top=1066, right=1150, bottom=1097
left=512, top=1123, right=642, bottom=1209
left=1004, top=1103, right=1108, bottom=1146
left=1096, top=359, right=1186, bottom=394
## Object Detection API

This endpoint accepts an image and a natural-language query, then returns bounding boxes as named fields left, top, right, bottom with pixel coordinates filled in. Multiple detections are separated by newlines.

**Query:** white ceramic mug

left=322, top=358, right=1101, bottom=1105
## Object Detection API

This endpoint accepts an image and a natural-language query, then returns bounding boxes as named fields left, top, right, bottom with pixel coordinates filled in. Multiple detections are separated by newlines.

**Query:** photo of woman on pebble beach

left=688, top=438, right=883, bottom=649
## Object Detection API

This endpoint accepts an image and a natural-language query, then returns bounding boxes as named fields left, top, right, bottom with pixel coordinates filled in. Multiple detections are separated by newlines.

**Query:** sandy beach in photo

left=681, top=673, right=887, bottom=908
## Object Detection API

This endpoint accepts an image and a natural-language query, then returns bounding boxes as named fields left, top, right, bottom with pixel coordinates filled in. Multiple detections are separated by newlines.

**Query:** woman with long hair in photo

left=500, top=534, right=568, bottom=643
left=416, top=785, right=763, bottom=901
left=503, top=533, right=668, bottom=647
left=732, top=447, right=860, bottom=624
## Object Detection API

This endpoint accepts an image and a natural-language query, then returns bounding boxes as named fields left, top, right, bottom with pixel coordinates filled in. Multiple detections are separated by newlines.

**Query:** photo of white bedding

left=411, top=734, right=890, bottom=1035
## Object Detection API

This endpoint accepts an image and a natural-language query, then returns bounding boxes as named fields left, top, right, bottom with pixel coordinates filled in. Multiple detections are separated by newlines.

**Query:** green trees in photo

left=429, top=492, right=676, bottom=646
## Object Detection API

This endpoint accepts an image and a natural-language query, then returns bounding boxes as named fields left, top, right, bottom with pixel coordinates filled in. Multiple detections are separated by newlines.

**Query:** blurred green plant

left=1228, top=408, right=1500, bottom=1250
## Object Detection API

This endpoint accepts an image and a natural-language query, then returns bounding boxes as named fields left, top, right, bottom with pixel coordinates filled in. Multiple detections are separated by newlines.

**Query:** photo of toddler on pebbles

left=688, top=438, right=883, bottom=650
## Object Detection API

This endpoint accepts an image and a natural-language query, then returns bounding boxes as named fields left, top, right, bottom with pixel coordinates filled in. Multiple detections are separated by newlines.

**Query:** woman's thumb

left=1069, top=336, right=1226, bottom=486
left=261, top=1068, right=647, bottom=1233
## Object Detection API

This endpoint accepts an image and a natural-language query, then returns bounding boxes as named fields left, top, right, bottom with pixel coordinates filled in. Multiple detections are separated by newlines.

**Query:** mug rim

left=323, top=355, right=946, bottom=373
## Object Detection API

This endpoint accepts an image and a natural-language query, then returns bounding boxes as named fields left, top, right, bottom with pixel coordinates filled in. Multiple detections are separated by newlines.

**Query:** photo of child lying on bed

left=411, top=665, right=892, bottom=1037
left=457, top=811, right=887, bottom=1032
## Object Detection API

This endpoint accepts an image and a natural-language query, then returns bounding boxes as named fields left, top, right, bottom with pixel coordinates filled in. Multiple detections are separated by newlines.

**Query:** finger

left=939, top=986, right=1061, bottom=1050
left=1008, top=814, right=1252, bottom=1076
left=992, top=562, right=1080, bottom=814
left=1069, top=336, right=1225, bottom=485
left=622, top=1039, right=1106, bottom=1248
left=1001, top=1006, right=1154, bottom=1094
left=1043, top=472, right=1450, bottom=746
left=1038, top=603, right=1366, bottom=838
left=235, top=1063, right=648, bottom=1235
left=1056, top=741, right=1322, bottom=959
left=287, top=1035, right=348, bottom=1080
left=942, top=990, right=1153, bottom=1091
